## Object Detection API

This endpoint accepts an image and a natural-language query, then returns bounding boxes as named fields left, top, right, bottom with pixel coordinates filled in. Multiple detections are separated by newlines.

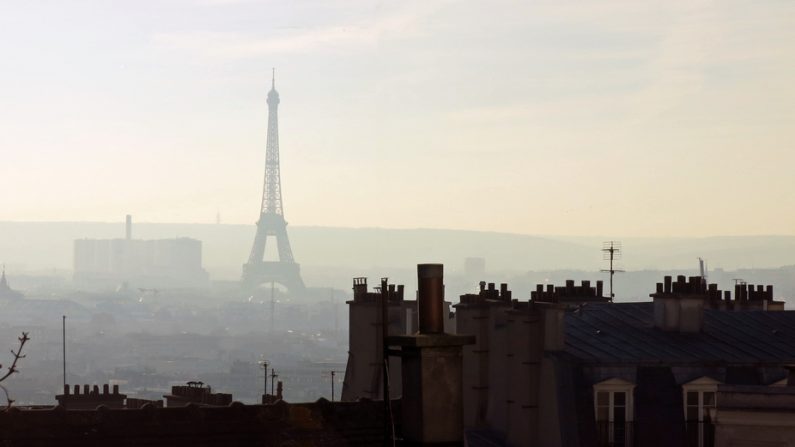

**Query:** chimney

left=652, top=276, right=705, bottom=333
left=418, top=264, right=444, bottom=334
left=535, top=301, right=567, bottom=351
left=352, top=277, right=367, bottom=301
left=389, top=264, right=474, bottom=444
left=125, top=214, right=132, bottom=240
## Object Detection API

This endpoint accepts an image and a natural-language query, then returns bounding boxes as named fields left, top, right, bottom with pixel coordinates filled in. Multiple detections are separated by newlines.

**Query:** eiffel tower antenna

left=241, top=70, right=305, bottom=295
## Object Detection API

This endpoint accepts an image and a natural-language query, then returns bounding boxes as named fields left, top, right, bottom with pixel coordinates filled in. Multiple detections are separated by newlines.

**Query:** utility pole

left=327, top=370, right=342, bottom=401
left=270, top=282, right=275, bottom=333
left=62, top=315, right=66, bottom=389
left=258, top=360, right=269, bottom=396
left=332, top=289, right=339, bottom=335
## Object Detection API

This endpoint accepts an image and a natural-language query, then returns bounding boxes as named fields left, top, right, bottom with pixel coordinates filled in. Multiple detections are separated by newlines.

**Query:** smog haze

left=2, top=0, right=794, bottom=236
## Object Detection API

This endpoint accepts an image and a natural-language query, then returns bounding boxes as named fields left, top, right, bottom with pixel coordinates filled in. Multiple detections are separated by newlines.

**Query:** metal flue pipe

left=417, top=264, right=444, bottom=334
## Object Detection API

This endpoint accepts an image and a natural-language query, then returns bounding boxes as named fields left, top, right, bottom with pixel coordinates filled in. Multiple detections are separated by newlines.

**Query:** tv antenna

left=258, top=358, right=269, bottom=396
left=601, top=241, right=624, bottom=302
left=269, top=369, right=279, bottom=395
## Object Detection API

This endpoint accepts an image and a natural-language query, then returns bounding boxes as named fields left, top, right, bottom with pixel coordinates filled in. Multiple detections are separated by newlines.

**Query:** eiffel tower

left=242, top=70, right=305, bottom=294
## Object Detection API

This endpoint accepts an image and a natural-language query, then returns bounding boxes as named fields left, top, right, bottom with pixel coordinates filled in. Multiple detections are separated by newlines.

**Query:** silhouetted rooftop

left=565, top=302, right=795, bottom=365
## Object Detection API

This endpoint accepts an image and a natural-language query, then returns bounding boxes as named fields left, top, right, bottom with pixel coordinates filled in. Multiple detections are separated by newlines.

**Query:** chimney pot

left=417, top=264, right=444, bottom=334
left=113, top=384, right=119, bottom=395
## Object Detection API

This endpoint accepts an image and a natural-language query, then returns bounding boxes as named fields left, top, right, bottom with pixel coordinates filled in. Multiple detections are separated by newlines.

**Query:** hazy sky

left=1, top=0, right=793, bottom=237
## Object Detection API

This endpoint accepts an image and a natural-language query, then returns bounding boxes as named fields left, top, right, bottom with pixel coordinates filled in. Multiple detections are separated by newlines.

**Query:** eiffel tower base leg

left=241, top=261, right=306, bottom=296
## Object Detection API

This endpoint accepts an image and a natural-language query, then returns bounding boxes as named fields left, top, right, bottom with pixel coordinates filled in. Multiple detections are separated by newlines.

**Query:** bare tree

left=0, top=332, right=30, bottom=409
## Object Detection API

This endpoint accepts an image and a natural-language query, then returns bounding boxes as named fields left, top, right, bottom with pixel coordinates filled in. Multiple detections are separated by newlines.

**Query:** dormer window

left=594, top=378, right=635, bottom=447
left=682, top=376, right=720, bottom=447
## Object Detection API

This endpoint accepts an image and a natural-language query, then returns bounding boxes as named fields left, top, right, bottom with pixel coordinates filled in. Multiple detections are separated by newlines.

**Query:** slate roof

left=564, top=302, right=795, bottom=365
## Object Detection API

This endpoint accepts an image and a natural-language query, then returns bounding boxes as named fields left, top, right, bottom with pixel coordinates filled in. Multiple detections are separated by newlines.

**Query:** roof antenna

left=600, top=241, right=624, bottom=302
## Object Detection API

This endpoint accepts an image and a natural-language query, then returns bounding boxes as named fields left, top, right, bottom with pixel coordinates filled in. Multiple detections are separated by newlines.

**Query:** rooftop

left=565, top=302, right=795, bottom=365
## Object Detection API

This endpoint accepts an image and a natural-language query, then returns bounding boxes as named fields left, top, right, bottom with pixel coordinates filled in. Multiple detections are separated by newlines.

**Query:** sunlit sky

left=1, top=0, right=793, bottom=237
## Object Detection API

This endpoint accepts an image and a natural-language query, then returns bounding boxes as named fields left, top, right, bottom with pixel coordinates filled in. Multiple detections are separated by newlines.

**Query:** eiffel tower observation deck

left=241, top=70, right=305, bottom=294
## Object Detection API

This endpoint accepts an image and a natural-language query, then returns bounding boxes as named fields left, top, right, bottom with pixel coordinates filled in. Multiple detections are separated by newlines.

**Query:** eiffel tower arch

left=242, top=70, right=306, bottom=294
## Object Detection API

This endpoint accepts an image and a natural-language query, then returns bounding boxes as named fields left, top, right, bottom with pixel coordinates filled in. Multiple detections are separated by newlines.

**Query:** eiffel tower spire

left=242, top=70, right=305, bottom=294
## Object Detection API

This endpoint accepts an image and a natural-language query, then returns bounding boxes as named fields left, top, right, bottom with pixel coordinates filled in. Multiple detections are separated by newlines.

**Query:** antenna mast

left=601, top=241, right=624, bottom=302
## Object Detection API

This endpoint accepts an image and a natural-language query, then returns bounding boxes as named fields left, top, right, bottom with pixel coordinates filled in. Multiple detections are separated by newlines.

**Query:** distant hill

left=0, top=221, right=793, bottom=281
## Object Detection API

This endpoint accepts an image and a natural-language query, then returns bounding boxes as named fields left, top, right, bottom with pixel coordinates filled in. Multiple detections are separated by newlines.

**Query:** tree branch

left=0, top=332, right=30, bottom=409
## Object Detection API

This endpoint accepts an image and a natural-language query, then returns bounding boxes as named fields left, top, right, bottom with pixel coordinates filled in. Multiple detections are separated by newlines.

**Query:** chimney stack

left=417, top=264, right=444, bottom=334
left=652, top=275, right=706, bottom=333
left=388, top=264, right=474, bottom=444
left=125, top=214, right=132, bottom=240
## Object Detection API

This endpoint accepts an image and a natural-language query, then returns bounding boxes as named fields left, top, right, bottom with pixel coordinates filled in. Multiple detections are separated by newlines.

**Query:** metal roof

left=564, top=302, right=795, bottom=365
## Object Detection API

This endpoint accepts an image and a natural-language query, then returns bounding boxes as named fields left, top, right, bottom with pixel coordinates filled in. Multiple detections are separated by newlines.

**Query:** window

left=594, top=378, right=635, bottom=447
left=682, top=377, right=720, bottom=447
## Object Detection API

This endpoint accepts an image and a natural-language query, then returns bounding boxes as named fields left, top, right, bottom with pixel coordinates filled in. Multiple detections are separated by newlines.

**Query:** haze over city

left=1, top=2, right=795, bottom=446
left=2, top=0, right=794, bottom=236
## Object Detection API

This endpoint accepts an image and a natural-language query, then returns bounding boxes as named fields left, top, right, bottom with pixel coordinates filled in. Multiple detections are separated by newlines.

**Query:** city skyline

left=1, top=0, right=794, bottom=237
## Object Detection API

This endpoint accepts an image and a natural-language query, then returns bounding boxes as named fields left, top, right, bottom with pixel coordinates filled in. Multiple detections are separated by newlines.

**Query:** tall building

left=241, top=70, right=305, bottom=295
left=73, top=216, right=208, bottom=288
